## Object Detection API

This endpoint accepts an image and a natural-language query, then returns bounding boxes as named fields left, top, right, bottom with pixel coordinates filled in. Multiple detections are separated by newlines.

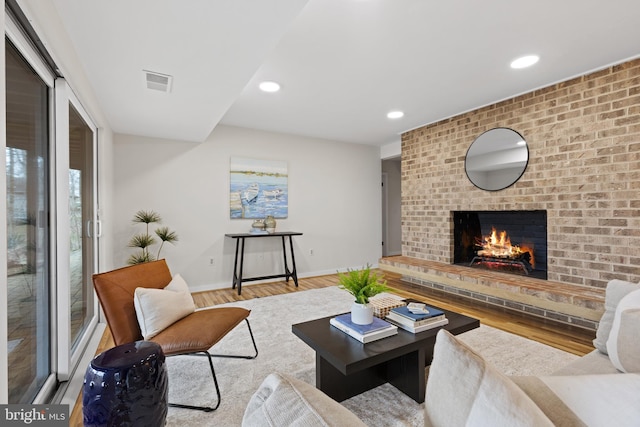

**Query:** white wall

left=114, top=125, right=383, bottom=291
left=380, top=140, right=401, bottom=159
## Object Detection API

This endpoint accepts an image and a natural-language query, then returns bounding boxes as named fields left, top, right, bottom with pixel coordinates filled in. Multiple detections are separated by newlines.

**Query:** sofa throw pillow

left=242, top=372, right=367, bottom=427
left=424, top=329, right=554, bottom=427
left=134, top=273, right=196, bottom=340
left=606, top=289, right=640, bottom=373
left=593, top=279, right=640, bottom=354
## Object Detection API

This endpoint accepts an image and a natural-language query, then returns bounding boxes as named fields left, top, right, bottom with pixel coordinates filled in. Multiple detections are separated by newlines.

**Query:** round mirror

left=465, top=127, right=529, bottom=191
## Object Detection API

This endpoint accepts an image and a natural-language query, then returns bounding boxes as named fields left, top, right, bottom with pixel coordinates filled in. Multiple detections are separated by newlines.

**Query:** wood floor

left=68, top=271, right=595, bottom=426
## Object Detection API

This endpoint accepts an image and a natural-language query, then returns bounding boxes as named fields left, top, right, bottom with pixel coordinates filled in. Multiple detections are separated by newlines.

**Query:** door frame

left=54, top=79, right=99, bottom=382
left=5, top=11, right=58, bottom=403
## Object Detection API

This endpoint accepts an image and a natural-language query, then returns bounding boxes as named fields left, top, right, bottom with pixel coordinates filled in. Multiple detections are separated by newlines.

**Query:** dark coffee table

left=292, top=306, right=479, bottom=403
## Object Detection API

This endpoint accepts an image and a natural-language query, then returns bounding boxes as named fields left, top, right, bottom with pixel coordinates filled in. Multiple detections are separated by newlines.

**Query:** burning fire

left=477, top=227, right=535, bottom=268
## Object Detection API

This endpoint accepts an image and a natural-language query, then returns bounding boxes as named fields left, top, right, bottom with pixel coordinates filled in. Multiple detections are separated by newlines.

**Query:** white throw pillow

left=242, top=373, right=367, bottom=427
left=424, top=329, right=554, bottom=427
left=134, top=273, right=196, bottom=340
left=606, top=289, right=640, bottom=373
left=593, top=279, right=640, bottom=354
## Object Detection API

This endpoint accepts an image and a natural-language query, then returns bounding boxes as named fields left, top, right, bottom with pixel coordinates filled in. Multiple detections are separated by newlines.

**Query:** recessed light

left=259, top=81, right=281, bottom=92
left=387, top=111, right=404, bottom=119
left=510, top=55, right=539, bottom=69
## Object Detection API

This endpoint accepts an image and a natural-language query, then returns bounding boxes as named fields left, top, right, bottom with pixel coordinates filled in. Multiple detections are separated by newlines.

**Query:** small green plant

left=338, top=264, right=390, bottom=304
left=127, top=210, right=178, bottom=265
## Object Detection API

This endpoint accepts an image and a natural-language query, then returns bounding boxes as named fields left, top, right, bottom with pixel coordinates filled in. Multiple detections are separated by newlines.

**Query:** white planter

left=351, top=302, right=374, bottom=325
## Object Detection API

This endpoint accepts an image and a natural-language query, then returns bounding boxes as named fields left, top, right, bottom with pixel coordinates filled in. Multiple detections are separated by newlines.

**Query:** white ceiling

left=47, top=0, right=640, bottom=146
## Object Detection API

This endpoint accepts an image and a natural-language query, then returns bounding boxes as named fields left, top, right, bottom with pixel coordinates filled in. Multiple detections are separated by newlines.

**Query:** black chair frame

left=167, top=318, right=259, bottom=412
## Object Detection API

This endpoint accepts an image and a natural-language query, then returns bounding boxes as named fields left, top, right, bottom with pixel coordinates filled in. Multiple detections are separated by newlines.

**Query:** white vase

left=351, top=302, right=374, bottom=325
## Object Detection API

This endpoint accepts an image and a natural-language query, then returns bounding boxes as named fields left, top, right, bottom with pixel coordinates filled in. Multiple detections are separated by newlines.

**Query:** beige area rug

left=165, top=286, right=578, bottom=426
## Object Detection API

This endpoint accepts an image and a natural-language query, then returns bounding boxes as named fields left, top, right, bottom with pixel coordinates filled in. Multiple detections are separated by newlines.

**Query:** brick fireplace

left=380, top=58, right=640, bottom=330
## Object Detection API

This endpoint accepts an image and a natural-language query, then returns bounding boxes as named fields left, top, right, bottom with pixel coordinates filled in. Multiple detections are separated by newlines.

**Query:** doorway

left=381, top=158, right=401, bottom=257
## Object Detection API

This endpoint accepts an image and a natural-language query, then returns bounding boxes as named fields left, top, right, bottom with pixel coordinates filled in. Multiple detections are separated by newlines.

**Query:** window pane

left=69, top=104, right=95, bottom=349
left=6, top=38, right=51, bottom=403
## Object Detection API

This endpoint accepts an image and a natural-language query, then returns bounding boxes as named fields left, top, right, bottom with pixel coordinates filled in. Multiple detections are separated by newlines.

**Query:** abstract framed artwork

left=229, top=157, right=288, bottom=219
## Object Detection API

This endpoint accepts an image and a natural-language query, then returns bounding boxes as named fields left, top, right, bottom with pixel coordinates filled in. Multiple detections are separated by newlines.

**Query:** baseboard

left=188, top=265, right=380, bottom=293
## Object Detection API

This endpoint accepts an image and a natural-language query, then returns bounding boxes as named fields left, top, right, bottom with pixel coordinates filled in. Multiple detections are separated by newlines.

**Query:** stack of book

left=385, top=303, right=448, bottom=333
left=330, top=313, right=398, bottom=343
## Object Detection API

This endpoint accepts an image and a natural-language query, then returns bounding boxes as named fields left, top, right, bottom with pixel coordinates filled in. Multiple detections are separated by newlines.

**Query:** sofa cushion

left=133, top=273, right=196, bottom=340
left=593, top=279, right=640, bottom=354
left=552, top=350, right=619, bottom=376
left=534, top=374, right=640, bottom=427
left=607, top=289, right=640, bottom=373
left=424, top=329, right=554, bottom=427
left=242, top=372, right=366, bottom=427
left=510, top=376, right=586, bottom=427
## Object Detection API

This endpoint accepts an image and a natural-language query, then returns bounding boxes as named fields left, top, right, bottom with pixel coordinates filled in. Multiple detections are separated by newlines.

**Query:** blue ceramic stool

left=83, top=341, right=168, bottom=427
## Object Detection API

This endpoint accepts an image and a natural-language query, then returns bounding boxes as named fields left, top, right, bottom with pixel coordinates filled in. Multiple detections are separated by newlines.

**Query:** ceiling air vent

left=144, top=70, right=173, bottom=93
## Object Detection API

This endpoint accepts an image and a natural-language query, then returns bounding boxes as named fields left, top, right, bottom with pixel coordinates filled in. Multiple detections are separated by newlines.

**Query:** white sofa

left=242, top=280, right=640, bottom=427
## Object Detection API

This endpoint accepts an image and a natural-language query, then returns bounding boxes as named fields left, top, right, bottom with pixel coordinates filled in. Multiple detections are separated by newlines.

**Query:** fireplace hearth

left=453, top=210, right=547, bottom=279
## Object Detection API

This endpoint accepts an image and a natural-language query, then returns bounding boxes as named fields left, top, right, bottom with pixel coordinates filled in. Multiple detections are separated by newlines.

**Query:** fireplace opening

left=453, top=210, right=547, bottom=279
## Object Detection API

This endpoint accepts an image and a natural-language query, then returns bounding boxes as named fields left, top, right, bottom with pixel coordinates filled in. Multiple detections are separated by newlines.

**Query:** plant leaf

left=132, top=210, right=161, bottom=224
left=337, top=264, right=389, bottom=304
left=127, top=252, right=156, bottom=265
left=128, top=233, right=156, bottom=249
left=155, top=226, right=178, bottom=243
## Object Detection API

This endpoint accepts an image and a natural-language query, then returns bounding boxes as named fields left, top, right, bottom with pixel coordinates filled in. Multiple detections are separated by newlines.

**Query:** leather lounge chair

left=92, top=259, right=258, bottom=412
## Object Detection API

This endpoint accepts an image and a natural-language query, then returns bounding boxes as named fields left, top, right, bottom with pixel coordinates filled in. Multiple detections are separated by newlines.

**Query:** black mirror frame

left=464, top=127, right=529, bottom=191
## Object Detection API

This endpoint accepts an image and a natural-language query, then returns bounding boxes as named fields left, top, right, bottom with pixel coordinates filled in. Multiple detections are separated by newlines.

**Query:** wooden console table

left=225, top=231, right=303, bottom=295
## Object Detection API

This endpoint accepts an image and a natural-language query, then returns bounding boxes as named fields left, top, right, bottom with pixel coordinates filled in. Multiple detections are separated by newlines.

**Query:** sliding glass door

left=5, top=9, right=99, bottom=401
left=69, top=103, right=96, bottom=350
left=57, top=88, right=99, bottom=380
left=5, top=37, right=52, bottom=403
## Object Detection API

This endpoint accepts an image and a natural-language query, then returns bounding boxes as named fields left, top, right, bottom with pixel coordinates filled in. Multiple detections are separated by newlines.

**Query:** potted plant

left=338, top=264, right=390, bottom=325
left=127, top=210, right=178, bottom=265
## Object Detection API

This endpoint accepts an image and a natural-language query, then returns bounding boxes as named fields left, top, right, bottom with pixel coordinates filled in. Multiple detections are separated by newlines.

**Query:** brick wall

left=402, top=58, right=640, bottom=290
